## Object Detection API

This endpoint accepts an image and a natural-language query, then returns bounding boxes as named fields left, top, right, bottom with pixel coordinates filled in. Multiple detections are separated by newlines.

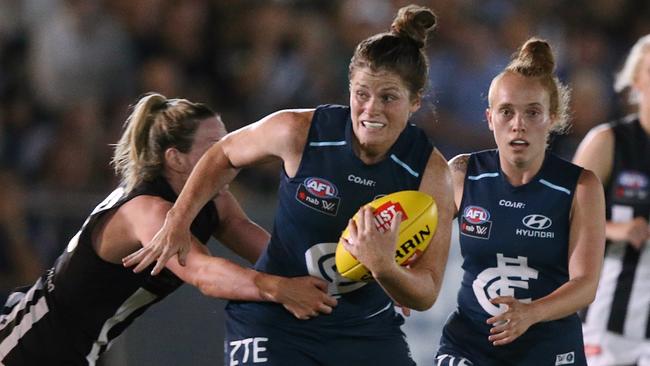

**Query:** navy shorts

left=435, top=310, right=587, bottom=366
left=224, top=303, right=415, bottom=366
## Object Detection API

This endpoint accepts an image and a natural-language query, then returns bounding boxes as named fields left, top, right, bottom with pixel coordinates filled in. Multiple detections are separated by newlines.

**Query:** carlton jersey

left=583, top=116, right=650, bottom=341
left=226, top=104, right=432, bottom=327
left=438, top=150, right=585, bottom=365
left=0, top=178, right=217, bottom=365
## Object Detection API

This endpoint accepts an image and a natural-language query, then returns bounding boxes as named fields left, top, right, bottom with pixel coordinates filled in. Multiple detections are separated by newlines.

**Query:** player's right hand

left=616, top=217, right=650, bottom=249
left=259, top=275, right=338, bottom=320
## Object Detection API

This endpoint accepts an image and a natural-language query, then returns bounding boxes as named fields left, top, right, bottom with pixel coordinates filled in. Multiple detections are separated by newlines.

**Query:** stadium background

left=1, top=0, right=649, bottom=364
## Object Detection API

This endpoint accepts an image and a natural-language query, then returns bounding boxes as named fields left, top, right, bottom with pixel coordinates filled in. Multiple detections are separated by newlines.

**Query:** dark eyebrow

left=381, top=86, right=401, bottom=92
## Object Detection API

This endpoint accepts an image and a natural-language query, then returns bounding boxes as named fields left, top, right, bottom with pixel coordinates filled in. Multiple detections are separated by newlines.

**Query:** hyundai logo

left=522, top=214, right=552, bottom=230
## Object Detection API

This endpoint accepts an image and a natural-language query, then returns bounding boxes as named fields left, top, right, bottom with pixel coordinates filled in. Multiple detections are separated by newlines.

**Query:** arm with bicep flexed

left=343, top=149, right=455, bottom=311
left=109, top=195, right=337, bottom=320
left=122, top=109, right=314, bottom=275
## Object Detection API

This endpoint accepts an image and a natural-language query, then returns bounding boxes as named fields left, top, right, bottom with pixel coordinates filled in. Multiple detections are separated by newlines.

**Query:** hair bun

left=510, top=38, right=555, bottom=76
left=390, top=5, right=437, bottom=48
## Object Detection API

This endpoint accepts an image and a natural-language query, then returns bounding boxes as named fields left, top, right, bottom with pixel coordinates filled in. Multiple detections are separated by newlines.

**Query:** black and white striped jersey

left=0, top=178, right=218, bottom=365
left=583, top=115, right=650, bottom=340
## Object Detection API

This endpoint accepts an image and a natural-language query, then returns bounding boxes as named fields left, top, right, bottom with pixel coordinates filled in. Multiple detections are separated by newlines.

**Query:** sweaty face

left=487, top=72, right=554, bottom=169
left=349, top=67, right=420, bottom=163
left=185, top=116, right=227, bottom=169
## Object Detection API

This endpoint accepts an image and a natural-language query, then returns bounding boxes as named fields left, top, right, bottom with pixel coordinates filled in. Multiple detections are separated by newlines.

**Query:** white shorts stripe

left=624, top=242, right=650, bottom=339
left=584, top=244, right=625, bottom=332
left=0, top=280, right=49, bottom=361
left=85, top=288, right=158, bottom=364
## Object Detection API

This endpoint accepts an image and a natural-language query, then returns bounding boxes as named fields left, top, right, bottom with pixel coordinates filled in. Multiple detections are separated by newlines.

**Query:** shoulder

left=420, top=149, right=454, bottom=204
left=576, top=168, right=603, bottom=191
left=573, top=168, right=605, bottom=207
left=219, top=108, right=316, bottom=166
left=573, top=124, right=614, bottom=183
left=448, top=153, right=471, bottom=185
left=448, top=154, right=471, bottom=176
left=119, top=194, right=172, bottom=225
left=571, top=168, right=605, bottom=217
left=423, top=149, right=451, bottom=178
left=447, top=154, right=471, bottom=210
left=581, top=123, right=615, bottom=148
left=254, top=108, right=315, bottom=145
left=254, top=108, right=314, bottom=134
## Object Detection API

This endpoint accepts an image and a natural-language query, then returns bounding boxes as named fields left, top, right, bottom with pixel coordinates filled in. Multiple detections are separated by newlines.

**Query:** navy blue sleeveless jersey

left=438, top=150, right=586, bottom=365
left=227, top=104, right=432, bottom=323
left=0, top=178, right=217, bottom=365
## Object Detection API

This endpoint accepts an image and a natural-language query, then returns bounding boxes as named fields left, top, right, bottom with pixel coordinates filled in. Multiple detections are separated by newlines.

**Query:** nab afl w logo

left=614, top=170, right=649, bottom=202
left=296, top=177, right=341, bottom=216
left=305, top=177, right=338, bottom=197
left=460, top=206, right=492, bottom=240
left=473, top=253, right=539, bottom=316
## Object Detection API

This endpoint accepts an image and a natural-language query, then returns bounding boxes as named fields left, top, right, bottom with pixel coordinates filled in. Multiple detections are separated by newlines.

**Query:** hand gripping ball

left=335, top=190, right=438, bottom=281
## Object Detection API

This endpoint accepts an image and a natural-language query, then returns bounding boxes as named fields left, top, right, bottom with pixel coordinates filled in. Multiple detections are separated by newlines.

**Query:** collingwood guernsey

left=0, top=178, right=217, bottom=365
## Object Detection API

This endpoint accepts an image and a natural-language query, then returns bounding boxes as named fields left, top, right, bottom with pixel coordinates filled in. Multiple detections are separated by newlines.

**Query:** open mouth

left=509, top=138, right=529, bottom=147
left=361, top=120, right=386, bottom=129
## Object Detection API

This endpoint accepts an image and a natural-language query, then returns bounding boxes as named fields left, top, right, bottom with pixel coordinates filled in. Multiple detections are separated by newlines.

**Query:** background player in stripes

left=124, top=4, right=455, bottom=365
left=436, top=38, right=606, bottom=365
left=573, top=33, right=650, bottom=366
left=0, top=93, right=335, bottom=365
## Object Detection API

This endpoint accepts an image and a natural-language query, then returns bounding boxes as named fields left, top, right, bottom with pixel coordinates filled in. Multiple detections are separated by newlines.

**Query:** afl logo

left=463, top=206, right=490, bottom=224
left=304, top=177, right=338, bottom=198
left=618, top=171, right=648, bottom=189
left=522, top=214, right=552, bottom=230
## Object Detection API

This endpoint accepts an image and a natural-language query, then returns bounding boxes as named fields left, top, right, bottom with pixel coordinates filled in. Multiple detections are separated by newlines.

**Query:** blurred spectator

left=425, top=19, right=507, bottom=158
left=0, top=91, right=54, bottom=178
left=0, top=170, right=43, bottom=303
left=139, top=56, right=185, bottom=99
left=27, top=0, right=135, bottom=112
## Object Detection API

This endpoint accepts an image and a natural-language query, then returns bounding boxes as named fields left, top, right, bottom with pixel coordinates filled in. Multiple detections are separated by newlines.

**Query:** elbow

left=583, top=282, right=598, bottom=306
left=411, top=300, right=434, bottom=312
left=406, top=292, right=438, bottom=312
left=408, top=274, right=442, bottom=311
left=195, top=277, right=214, bottom=298
left=572, top=275, right=600, bottom=308
left=191, top=265, right=221, bottom=298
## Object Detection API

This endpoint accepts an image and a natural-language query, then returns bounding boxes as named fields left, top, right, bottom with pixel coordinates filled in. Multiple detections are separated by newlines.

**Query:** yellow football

left=335, top=190, right=438, bottom=282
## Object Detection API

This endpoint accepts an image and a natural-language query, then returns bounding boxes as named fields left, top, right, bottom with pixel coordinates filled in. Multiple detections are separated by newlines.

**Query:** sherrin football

left=335, top=190, right=438, bottom=282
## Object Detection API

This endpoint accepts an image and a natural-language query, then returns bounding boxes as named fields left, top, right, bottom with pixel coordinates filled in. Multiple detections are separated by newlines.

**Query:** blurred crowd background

left=1, top=0, right=649, bottom=365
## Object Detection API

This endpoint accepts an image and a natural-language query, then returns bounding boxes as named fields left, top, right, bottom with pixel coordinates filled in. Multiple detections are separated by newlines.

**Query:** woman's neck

left=164, top=171, right=186, bottom=196
left=500, top=152, right=545, bottom=187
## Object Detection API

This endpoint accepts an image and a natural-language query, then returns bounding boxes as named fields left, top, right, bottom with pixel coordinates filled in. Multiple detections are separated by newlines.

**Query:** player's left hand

left=486, top=296, right=537, bottom=346
left=342, top=206, right=401, bottom=276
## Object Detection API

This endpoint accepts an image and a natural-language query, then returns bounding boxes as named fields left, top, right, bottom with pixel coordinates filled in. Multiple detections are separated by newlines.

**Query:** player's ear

left=164, top=147, right=185, bottom=173
left=486, top=108, right=495, bottom=131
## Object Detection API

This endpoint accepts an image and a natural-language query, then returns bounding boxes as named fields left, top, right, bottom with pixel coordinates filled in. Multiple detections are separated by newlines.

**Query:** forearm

left=373, top=266, right=439, bottom=311
left=217, top=217, right=270, bottom=264
left=190, top=255, right=275, bottom=301
left=529, top=275, right=599, bottom=323
left=605, top=221, right=628, bottom=242
left=169, top=143, right=240, bottom=227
